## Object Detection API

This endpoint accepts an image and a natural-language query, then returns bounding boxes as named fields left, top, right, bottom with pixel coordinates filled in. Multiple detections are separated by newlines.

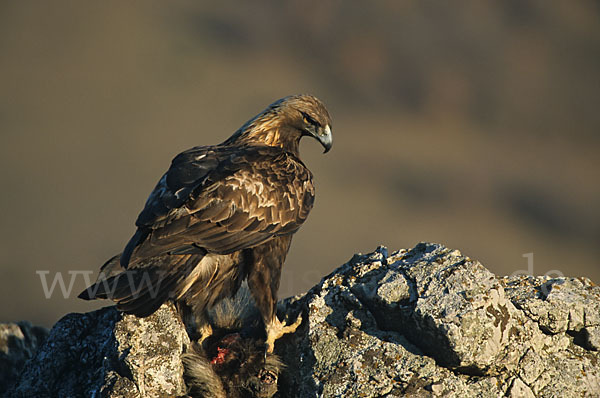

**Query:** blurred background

left=1, top=1, right=599, bottom=327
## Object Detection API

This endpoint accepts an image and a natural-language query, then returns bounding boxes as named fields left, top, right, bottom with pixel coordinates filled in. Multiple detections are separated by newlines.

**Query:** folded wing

left=121, top=145, right=315, bottom=268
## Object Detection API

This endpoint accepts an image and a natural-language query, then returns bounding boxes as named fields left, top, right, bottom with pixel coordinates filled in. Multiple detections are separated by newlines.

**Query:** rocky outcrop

left=4, top=243, right=600, bottom=397
left=0, top=322, right=48, bottom=396
left=277, top=243, right=599, bottom=397
left=7, top=304, right=189, bottom=397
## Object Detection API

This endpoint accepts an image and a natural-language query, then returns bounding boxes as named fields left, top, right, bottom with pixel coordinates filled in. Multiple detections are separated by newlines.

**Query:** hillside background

left=1, top=1, right=599, bottom=327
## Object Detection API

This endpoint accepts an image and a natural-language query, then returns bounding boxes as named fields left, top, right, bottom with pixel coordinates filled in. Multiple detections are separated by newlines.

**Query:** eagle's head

left=227, top=94, right=333, bottom=156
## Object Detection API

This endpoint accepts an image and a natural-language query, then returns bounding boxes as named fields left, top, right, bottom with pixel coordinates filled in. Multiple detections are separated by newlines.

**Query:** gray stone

left=0, top=321, right=48, bottom=395
left=278, top=243, right=600, bottom=397
left=7, top=303, right=189, bottom=398
left=503, top=275, right=600, bottom=350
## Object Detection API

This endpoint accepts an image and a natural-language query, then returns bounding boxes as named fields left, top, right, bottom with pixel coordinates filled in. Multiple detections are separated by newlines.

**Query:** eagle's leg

left=177, top=300, right=214, bottom=344
left=265, top=314, right=302, bottom=353
left=246, top=237, right=300, bottom=353
left=193, top=308, right=215, bottom=346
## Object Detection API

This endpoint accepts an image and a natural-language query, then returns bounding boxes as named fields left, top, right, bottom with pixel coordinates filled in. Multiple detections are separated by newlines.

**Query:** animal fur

left=182, top=285, right=284, bottom=398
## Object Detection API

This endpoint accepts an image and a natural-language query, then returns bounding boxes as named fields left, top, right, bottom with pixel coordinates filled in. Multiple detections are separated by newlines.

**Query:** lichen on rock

left=6, top=304, right=189, bottom=397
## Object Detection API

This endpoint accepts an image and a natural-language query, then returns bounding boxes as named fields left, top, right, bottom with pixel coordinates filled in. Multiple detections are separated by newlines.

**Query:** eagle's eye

left=301, top=111, right=321, bottom=128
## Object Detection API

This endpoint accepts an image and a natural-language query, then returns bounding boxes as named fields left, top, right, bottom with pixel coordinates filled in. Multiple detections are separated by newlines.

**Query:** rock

left=277, top=243, right=600, bottom=397
left=7, top=303, right=189, bottom=397
left=5, top=243, right=600, bottom=397
left=0, top=321, right=49, bottom=395
left=503, top=275, right=600, bottom=350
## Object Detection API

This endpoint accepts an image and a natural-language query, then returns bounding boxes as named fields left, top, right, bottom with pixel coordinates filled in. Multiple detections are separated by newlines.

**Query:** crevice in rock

left=451, top=365, right=487, bottom=377
left=507, top=300, right=557, bottom=338
left=345, top=257, right=501, bottom=377
left=398, top=268, right=419, bottom=304
left=348, top=282, right=476, bottom=375
left=505, top=375, right=539, bottom=398
left=115, top=347, right=135, bottom=380
left=537, top=324, right=556, bottom=336
left=567, top=328, right=596, bottom=351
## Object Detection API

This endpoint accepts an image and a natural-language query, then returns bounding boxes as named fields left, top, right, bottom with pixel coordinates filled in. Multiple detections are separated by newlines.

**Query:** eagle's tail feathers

left=79, top=253, right=204, bottom=317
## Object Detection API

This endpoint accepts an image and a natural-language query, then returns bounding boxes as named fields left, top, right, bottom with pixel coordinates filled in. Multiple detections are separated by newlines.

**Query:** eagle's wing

left=121, top=145, right=315, bottom=268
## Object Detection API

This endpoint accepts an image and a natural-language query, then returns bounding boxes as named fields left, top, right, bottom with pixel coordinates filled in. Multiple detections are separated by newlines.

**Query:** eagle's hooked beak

left=318, top=125, right=332, bottom=153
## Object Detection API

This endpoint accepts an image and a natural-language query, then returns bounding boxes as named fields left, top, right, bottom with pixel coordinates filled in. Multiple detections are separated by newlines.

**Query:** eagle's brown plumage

left=79, top=95, right=332, bottom=352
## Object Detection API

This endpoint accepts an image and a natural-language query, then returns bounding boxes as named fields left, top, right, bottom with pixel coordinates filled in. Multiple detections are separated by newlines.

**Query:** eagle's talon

left=197, top=323, right=213, bottom=346
left=265, top=314, right=303, bottom=353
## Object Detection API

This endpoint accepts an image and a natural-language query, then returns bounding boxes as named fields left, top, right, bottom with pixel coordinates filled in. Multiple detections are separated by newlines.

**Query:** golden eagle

left=79, top=95, right=332, bottom=352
